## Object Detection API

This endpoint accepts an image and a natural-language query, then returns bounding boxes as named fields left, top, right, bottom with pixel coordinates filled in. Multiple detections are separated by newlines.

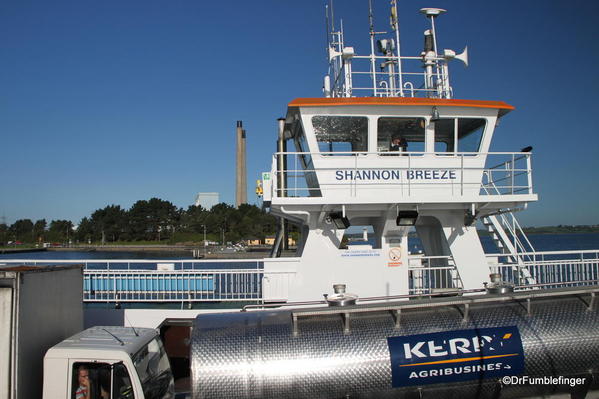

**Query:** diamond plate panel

left=191, top=292, right=599, bottom=399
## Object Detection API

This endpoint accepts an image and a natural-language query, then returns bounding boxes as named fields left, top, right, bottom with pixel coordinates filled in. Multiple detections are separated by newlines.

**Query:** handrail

left=0, top=258, right=265, bottom=264
left=85, top=268, right=267, bottom=274
left=273, top=151, right=532, bottom=156
left=3, top=249, right=596, bottom=269
left=4, top=249, right=597, bottom=302
left=270, top=151, right=533, bottom=199
left=244, top=284, right=599, bottom=312
left=485, top=249, right=599, bottom=258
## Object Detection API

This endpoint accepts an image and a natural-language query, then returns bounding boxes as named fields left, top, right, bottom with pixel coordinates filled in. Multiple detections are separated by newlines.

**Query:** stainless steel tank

left=190, top=287, right=599, bottom=398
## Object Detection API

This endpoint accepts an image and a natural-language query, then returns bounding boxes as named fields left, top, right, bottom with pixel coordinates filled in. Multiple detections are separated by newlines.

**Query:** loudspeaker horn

left=455, top=46, right=468, bottom=67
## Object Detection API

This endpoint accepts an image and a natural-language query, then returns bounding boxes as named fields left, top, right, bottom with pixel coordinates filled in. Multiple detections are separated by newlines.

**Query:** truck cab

left=43, top=326, right=175, bottom=399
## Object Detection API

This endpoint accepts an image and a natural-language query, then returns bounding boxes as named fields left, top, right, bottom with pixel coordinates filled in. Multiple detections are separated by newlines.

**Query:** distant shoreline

left=2, top=228, right=598, bottom=253
left=53, top=245, right=194, bottom=252
left=521, top=227, right=599, bottom=235
left=0, top=245, right=273, bottom=257
left=0, top=247, right=47, bottom=254
left=475, top=229, right=599, bottom=237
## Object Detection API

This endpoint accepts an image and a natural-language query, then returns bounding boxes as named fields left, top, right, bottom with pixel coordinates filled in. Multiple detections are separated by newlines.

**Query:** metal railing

left=2, top=249, right=598, bottom=301
left=408, top=250, right=599, bottom=294
left=272, top=151, right=533, bottom=199
left=0, top=258, right=269, bottom=303
left=481, top=208, right=536, bottom=262
left=84, top=269, right=264, bottom=302
left=344, top=63, right=434, bottom=98
left=330, top=53, right=454, bottom=99
left=0, top=258, right=263, bottom=270
left=407, top=255, right=462, bottom=295
left=488, top=250, right=599, bottom=288
left=479, top=182, right=536, bottom=269
left=481, top=152, right=533, bottom=195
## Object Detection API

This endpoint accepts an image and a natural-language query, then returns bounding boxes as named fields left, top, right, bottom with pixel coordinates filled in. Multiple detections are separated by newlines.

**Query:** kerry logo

left=387, top=326, right=524, bottom=387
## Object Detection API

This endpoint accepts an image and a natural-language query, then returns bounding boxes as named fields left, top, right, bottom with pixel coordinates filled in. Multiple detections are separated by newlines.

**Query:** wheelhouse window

left=434, top=118, right=486, bottom=154
left=291, top=120, right=321, bottom=197
left=312, top=116, right=368, bottom=155
left=377, top=117, right=425, bottom=155
left=293, top=121, right=311, bottom=166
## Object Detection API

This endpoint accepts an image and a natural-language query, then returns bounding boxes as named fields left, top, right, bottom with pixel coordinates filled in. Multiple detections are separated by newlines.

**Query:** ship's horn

left=455, top=46, right=468, bottom=67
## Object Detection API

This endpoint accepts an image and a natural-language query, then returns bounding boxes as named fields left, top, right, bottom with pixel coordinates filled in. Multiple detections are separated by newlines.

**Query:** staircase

left=482, top=212, right=536, bottom=285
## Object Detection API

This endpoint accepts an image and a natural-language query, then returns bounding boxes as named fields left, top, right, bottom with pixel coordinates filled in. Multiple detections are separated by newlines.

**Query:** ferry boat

left=2, top=3, right=599, bottom=398
left=2, top=3, right=596, bottom=316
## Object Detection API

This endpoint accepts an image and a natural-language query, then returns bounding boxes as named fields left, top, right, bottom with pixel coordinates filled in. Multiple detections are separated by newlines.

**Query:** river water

left=1, top=233, right=598, bottom=261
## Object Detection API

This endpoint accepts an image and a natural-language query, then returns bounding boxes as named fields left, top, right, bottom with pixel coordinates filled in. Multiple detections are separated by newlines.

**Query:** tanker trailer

left=190, top=286, right=599, bottom=399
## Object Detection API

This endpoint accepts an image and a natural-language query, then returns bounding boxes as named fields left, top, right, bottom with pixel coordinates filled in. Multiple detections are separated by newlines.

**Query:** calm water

left=410, top=232, right=599, bottom=255
left=0, top=249, right=190, bottom=260
left=1, top=233, right=598, bottom=262
left=0, top=248, right=259, bottom=270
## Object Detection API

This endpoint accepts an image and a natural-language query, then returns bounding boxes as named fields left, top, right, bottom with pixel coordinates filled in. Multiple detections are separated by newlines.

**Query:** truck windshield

left=132, top=337, right=174, bottom=399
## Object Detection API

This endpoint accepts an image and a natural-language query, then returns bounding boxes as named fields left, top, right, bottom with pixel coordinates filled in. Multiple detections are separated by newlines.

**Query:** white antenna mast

left=323, top=2, right=466, bottom=98
left=368, top=0, right=377, bottom=96
left=391, top=0, right=404, bottom=96
left=420, top=8, right=446, bottom=98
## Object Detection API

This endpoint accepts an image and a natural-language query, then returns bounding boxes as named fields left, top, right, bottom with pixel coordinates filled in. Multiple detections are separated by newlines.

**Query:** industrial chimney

left=235, top=121, right=247, bottom=207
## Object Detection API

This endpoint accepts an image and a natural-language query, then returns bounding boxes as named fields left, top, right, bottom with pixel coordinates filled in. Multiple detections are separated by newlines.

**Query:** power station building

left=194, top=192, right=219, bottom=210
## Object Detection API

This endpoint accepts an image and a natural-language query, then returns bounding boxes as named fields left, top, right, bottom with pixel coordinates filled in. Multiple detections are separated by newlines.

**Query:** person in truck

left=74, top=364, right=109, bottom=399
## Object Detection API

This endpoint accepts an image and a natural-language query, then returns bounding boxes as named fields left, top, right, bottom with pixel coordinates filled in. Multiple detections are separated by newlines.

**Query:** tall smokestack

left=235, top=121, right=247, bottom=207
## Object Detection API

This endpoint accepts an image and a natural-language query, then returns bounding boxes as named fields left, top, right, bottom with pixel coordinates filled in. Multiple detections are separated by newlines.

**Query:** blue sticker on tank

left=387, top=326, right=524, bottom=387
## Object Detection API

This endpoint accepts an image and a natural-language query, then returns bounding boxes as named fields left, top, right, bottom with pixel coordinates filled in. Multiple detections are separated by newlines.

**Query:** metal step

left=482, top=214, right=536, bottom=285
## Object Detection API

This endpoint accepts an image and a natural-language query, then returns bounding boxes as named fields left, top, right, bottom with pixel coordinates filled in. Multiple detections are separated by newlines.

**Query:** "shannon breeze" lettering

left=334, top=169, right=457, bottom=181
left=335, top=170, right=402, bottom=180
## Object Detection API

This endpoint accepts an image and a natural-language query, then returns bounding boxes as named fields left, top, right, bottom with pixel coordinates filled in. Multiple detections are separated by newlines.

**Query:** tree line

left=0, top=198, right=278, bottom=245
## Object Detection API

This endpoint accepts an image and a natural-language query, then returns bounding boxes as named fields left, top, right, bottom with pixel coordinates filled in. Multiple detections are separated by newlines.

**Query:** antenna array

left=324, top=1, right=468, bottom=99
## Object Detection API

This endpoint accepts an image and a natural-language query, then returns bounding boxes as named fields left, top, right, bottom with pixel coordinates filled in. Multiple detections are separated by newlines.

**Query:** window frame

left=71, top=360, right=135, bottom=399
left=433, top=117, right=487, bottom=156
left=311, top=115, right=369, bottom=156
left=376, top=116, right=427, bottom=156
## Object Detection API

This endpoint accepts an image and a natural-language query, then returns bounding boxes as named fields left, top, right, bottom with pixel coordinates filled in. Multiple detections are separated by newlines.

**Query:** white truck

left=42, top=326, right=176, bottom=399
left=1, top=265, right=83, bottom=399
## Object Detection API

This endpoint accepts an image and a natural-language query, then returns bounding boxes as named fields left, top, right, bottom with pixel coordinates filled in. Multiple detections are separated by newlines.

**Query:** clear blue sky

left=1, top=0, right=598, bottom=227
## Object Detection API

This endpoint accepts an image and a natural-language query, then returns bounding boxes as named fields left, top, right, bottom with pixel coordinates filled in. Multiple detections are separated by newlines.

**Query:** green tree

left=1, top=198, right=280, bottom=246
left=208, top=203, right=235, bottom=243
left=234, top=204, right=274, bottom=241
left=47, top=220, right=74, bottom=243
left=0, top=223, right=8, bottom=245
left=33, top=219, right=47, bottom=244
left=75, top=217, right=94, bottom=243
left=180, top=205, right=208, bottom=234
left=128, top=198, right=180, bottom=241
left=9, top=219, right=33, bottom=243
left=91, top=205, right=128, bottom=243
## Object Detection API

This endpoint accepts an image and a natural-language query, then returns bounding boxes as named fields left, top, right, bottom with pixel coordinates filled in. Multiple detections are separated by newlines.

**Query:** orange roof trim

left=288, top=97, right=515, bottom=111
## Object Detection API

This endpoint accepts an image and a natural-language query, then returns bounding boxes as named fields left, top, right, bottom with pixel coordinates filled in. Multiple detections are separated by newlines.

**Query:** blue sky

left=1, top=0, right=598, bottom=227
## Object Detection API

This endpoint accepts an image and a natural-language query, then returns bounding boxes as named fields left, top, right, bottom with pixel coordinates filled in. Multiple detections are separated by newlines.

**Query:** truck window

left=72, top=362, right=111, bottom=399
left=73, top=362, right=135, bottom=399
left=112, top=363, right=134, bottom=399
left=132, top=337, right=174, bottom=399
